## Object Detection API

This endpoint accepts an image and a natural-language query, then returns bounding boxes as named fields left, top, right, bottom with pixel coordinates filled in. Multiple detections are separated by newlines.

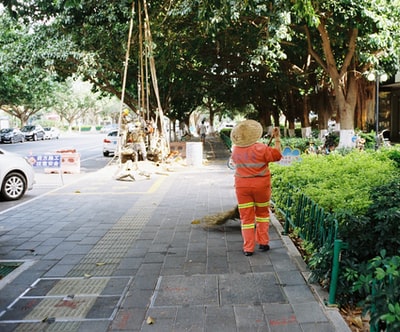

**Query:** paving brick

left=0, top=137, right=348, bottom=332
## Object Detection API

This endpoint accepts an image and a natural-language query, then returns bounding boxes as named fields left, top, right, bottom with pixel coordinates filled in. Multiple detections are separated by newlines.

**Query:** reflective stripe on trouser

left=236, top=186, right=271, bottom=253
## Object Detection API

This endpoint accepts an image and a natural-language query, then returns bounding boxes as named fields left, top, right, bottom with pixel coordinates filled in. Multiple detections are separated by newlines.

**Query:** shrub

left=271, top=149, right=400, bottom=312
left=310, top=178, right=400, bottom=305
left=384, top=149, right=400, bottom=168
left=271, top=150, right=398, bottom=215
left=352, top=251, right=400, bottom=332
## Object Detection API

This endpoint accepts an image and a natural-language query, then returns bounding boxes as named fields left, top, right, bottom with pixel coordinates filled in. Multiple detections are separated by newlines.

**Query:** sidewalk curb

left=270, top=213, right=352, bottom=332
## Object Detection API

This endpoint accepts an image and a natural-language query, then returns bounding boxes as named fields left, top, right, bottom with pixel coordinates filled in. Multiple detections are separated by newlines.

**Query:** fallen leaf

left=146, top=316, right=155, bottom=325
left=84, top=273, right=92, bottom=278
left=191, top=220, right=200, bottom=224
left=96, top=262, right=106, bottom=266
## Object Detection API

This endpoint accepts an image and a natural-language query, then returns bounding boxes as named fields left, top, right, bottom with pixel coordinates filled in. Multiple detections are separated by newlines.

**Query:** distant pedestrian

left=199, top=120, right=207, bottom=144
left=230, top=120, right=282, bottom=256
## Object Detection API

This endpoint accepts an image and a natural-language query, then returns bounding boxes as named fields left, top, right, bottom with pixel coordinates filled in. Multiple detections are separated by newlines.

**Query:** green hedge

left=270, top=147, right=400, bottom=329
left=271, top=149, right=398, bottom=215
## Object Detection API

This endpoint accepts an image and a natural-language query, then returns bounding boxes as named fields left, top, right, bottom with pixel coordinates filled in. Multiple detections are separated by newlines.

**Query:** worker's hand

left=271, top=127, right=281, bottom=152
left=272, top=127, right=280, bottom=138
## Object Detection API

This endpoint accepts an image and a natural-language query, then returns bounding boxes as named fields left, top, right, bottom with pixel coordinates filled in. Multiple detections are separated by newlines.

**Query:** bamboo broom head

left=194, top=206, right=239, bottom=227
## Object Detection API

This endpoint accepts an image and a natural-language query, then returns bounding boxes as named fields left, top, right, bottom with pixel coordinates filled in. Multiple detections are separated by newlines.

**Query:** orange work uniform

left=231, top=142, right=282, bottom=253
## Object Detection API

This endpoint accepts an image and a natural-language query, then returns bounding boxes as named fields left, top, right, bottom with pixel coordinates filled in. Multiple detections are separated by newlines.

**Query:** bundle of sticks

left=196, top=206, right=240, bottom=227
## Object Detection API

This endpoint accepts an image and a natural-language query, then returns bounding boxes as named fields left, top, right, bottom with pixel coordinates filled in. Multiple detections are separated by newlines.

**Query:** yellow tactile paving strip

left=8, top=276, right=128, bottom=332
left=22, top=297, right=98, bottom=320
left=1, top=175, right=172, bottom=331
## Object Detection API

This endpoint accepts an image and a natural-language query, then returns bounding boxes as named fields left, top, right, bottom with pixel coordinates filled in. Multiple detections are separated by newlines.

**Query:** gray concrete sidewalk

left=0, top=136, right=350, bottom=331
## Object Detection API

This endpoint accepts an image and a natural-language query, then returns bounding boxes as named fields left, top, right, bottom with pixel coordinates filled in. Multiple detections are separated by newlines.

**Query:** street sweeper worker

left=230, top=120, right=282, bottom=256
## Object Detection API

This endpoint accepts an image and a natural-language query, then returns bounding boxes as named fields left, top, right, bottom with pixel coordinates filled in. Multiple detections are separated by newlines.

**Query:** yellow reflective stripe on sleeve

left=238, top=202, right=255, bottom=209
left=241, top=223, right=255, bottom=230
left=255, top=201, right=270, bottom=207
left=256, top=217, right=270, bottom=223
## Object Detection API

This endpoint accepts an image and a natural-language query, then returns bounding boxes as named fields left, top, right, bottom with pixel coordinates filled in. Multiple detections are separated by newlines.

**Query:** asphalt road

left=0, top=131, right=113, bottom=212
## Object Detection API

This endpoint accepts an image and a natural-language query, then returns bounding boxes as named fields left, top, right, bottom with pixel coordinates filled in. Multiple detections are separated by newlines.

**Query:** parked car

left=103, top=129, right=120, bottom=157
left=21, top=125, right=45, bottom=141
left=100, top=124, right=118, bottom=133
left=0, top=129, right=12, bottom=142
left=0, top=149, right=35, bottom=200
left=1, top=128, right=25, bottom=144
left=43, top=127, right=60, bottom=139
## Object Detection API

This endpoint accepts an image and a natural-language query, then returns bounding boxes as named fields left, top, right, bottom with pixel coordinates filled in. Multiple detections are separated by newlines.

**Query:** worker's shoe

left=243, top=251, right=253, bottom=256
left=259, top=244, right=270, bottom=252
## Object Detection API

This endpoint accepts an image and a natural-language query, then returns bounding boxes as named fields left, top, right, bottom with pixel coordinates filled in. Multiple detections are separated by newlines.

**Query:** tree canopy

left=1, top=0, right=400, bottom=144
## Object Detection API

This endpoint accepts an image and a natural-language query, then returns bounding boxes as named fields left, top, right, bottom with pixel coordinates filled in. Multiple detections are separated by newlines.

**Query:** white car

left=103, top=130, right=120, bottom=157
left=100, top=124, right=118, bottom=133
left=0, top=149, right=35, bottom=201
left=43, top=127, right=60, bottom=139
left=20, top=124, right=45, bottom=141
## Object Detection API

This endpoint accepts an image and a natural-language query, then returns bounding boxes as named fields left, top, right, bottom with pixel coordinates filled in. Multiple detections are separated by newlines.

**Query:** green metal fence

left=219, top=131, right=232, bottom=150
left=273, top=184, right=346, bottom=305
left=282, top=190, right=338, bottom=248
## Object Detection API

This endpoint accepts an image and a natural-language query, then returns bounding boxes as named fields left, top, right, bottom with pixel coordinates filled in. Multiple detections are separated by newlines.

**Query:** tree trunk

left=285, top=91, right=296, bottom=137
left=209, top=107, right=215, bottom=135
left=334, top=71, right=358, bottom=147
left=308, top=22, right=358, bottom=148
left=287, top=120, right=296, bottom=137
left=300, top=94, right=312, bottom=138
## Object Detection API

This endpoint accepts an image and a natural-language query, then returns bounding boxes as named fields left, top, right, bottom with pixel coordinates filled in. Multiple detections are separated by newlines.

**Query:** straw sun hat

left=230, top=120, right=263, bottom=147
